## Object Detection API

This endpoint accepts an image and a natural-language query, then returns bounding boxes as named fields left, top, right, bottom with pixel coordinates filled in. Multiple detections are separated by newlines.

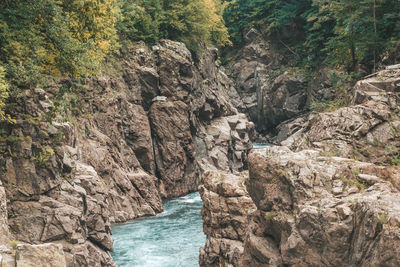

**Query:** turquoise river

left=111, top=192, right=205, bottom=267
left=111, top=144, right=270, bottom=266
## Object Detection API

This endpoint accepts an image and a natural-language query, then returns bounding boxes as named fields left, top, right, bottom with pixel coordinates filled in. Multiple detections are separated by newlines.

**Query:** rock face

left=199, top=170, right=256, bottom=267
left=150, top=100, right=198, bottom=198
left=0, top=182, right=9, bottom=245
left=200, top=68, right=400, bottom=266
left=226, top=29, right=309, bottom=132
left=196, top=114, right=255, bottom=175
left=243, top=147, right=400, bottom=266
left=257, top=69, right=308, bottom=131
left=15, top=243, right=66, bottom=267
left=0, top=40, right=253, bottom=265
left=275, top=68, right=400, bottom=167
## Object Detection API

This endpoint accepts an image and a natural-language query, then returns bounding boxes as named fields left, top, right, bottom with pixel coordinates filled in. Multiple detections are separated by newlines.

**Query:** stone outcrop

left=200, top=68, right=400, bottom=266
left=199, top=170, right=256, bottom=267
left=0, top=39, right=253, bottom=265
left=15, top=243, right=67, bottom=267
left=257, top=69, right=308, bottom=131
left=243, top=147, right=400, bottom=266
left=0, top=182, right=9, bottom=245
left=195, top=114, right=254, bottom=175
left=150, top=100, right=198, bottom=198
left=275, top=68, right=400, bottom=166
left=225, top=29, right=310, bottom=132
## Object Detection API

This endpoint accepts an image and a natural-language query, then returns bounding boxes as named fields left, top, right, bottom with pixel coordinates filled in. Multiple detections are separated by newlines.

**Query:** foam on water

left=253, top=143, right=272, bottom=149
left=111, top=192, right=205, bottom=267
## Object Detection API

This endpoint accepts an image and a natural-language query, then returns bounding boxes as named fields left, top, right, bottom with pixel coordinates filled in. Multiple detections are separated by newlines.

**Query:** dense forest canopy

left=0, top=0, right=399, bottom=119
left=0, top=0, right=229, bottom=86
left=224, top=0, right=400, bottom=71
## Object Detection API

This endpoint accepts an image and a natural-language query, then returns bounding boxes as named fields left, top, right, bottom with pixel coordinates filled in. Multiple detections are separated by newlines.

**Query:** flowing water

left=111, top=143, right=271, bottom=266
left=253, top=143, right=272, bottom=149
left=111, top=192, right=205, bottom=267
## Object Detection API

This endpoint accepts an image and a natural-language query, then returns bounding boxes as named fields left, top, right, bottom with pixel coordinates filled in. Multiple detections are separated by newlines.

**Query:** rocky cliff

left=0, top=40, right=253, bottom=266
left=199, top=170, right=256, bottom=266
left=200, top=68, right=400, bottom=266
left=225, top=29, right=309, bottom=133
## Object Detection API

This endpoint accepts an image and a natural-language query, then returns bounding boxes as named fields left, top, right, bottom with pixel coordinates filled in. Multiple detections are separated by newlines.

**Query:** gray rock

left=199, top=171, right=256, bottom=267
left=15, top=243, right=67, bottom=267
left=200, top=69, right=400, bottom=266
left=0, top=185, right=9, bottom=245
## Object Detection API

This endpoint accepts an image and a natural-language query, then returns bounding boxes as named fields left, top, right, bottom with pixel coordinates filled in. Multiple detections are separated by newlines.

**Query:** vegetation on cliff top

left=0, top=0, right=230, bottom=118
left=0, top=0, right=399, bottom=118
left=224, top=0, right=400, bottom=72
left=118, top=0, right=231, bottom=50
left=0, top=66, right=10, bottom=121
left=0, top=0, right=229, bottom=84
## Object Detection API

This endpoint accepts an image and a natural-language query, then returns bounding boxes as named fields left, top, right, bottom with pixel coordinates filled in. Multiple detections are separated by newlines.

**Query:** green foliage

left=0, top=0, right=119, bottom=88
left=34, top=145, right=55, bottom=167
left=339, top=175, right=367, bottom=192
left=224, top=0, right=400, bottom=71
left=322, top=0, right=400, bottom=71
left=9, top=240, right=20, bottom=249
left=378, top=212, right=388, bottom=224
left=265, top=211, right=279, bottom=221
left=0, top=0, right=230, bottom=96
left=0, top=65, right=11, bottom=122
left=224, top=0, right=311, bottom=44
left=117, top=1, right=159, bottom=43
left=118, top=0, right=231, bottom=50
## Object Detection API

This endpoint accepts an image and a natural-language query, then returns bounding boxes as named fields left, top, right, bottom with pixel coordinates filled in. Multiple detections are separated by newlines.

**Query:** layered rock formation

left=195, top=114, right=254, bottom=174
left=199, top=170, right=255, bottom=266
left=200, top=68, right=400, bottom=266
left=0, top=40, right=253, bottom=265
left=243, top=147, right=400, bottom=266
left=275, top=68, right=400, bottom=166
left=225, top=29, right=309, bottom=132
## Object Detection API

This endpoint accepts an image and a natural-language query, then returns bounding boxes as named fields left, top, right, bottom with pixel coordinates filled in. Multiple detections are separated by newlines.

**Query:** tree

left=0, top=0, right=119, bottom=88
left=224, top=0, right=311, bottom=44
left=205, top=0, right=231, bottom=47
left=323, top=0, right=400, bottom=71
left=223, top=0, right=400, bottom=72
left=117, top=0, right=230, bottom=50
left=117, top=0, right=157, bottom=43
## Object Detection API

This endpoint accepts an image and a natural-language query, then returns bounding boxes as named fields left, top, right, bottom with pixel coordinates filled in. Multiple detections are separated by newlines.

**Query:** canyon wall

left=0, top=40, right=253, bottom=266
left=225, top=29, right=309, bottom=133
left=200, top=68, right=400, bottom=266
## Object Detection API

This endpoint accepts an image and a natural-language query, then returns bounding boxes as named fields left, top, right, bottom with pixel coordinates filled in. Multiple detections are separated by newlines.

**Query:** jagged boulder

left=199, top=170, right=256, bottom=267
left=199, top=68, right=400, bottom=266
left=195, top=114, right=254, bottom=174
left=257, top=69, right=308, bottom=131
left=225, top=28, right=310, bottom=132
left=150, top=100, right=198, bottom=198
left=242, top=147, right=400, bottom=266
left=275, top=68, right=400, bottom=167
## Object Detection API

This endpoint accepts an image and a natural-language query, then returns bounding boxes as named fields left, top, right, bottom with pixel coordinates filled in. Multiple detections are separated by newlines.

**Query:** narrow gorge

left=1, top=1, right=400, bottom=266
left=0, top=39, right=255, bottom=266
